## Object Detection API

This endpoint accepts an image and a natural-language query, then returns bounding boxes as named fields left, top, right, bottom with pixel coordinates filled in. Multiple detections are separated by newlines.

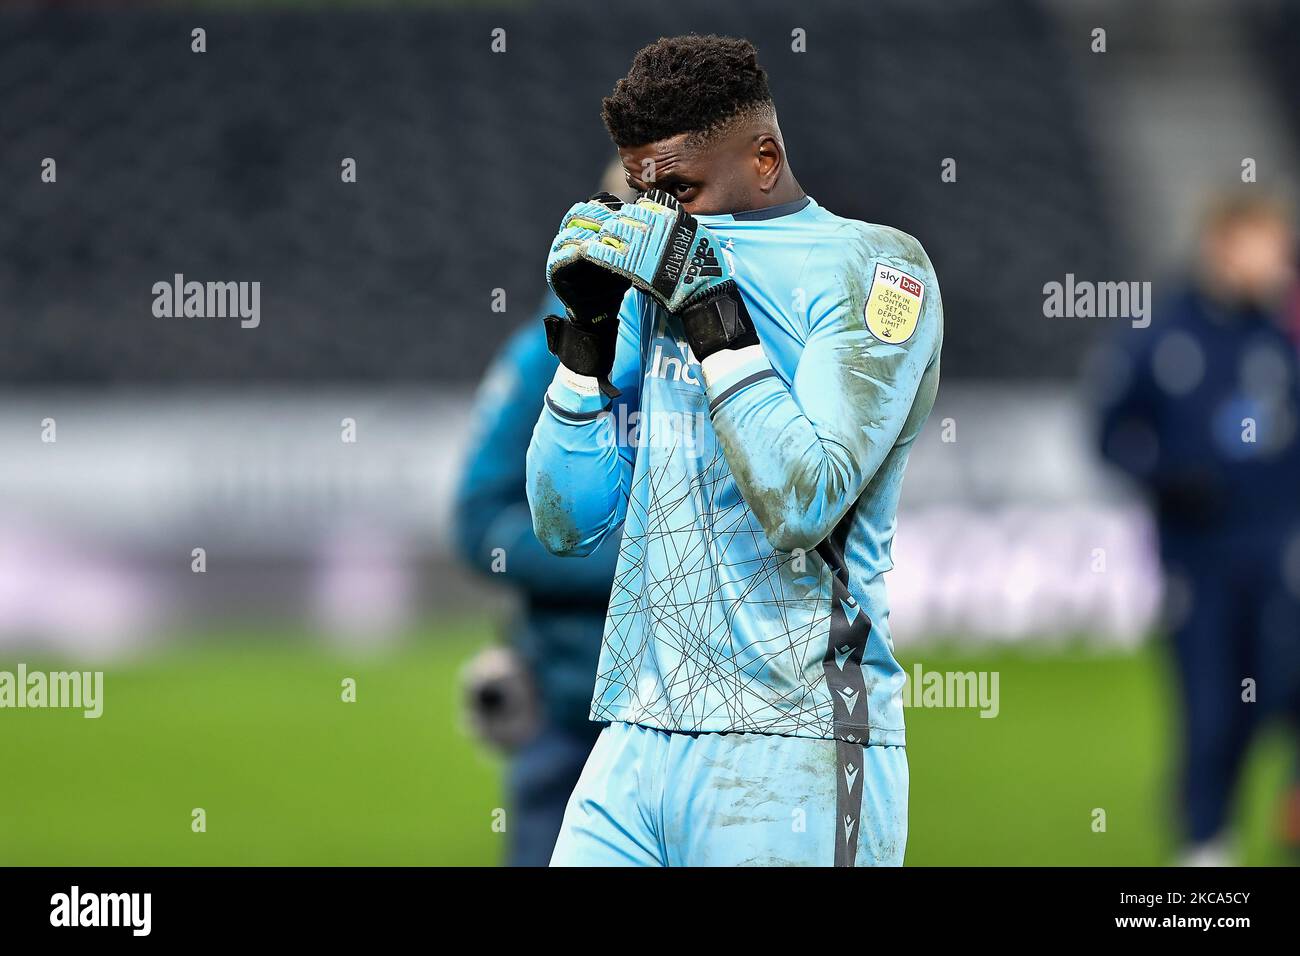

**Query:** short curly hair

left=601, top=35, right=773, bottom=148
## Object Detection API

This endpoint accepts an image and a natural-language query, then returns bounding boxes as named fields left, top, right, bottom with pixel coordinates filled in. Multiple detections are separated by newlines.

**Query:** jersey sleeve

left=702, top=226, right=942, bottom=552
left=452, top=316, right=621, bottom=599
left=525, top=289, right=643, bottom=556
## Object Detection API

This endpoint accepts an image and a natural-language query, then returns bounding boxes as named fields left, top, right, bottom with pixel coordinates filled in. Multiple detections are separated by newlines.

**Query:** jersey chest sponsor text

left=646, top=340, right=702, bottom=384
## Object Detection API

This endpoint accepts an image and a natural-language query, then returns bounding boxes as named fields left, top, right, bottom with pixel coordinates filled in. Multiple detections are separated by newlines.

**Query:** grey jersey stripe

left=817, top=535, right=873, bottom=866
left=707, top=368, right=778, bottom=414
left=544, top=395, right=608, bottom=422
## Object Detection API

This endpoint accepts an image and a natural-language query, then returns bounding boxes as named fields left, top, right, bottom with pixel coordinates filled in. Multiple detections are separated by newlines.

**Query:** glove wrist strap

left=680, top=281, right=759, bottom=362
left=543, top=315, right=621, bottom=399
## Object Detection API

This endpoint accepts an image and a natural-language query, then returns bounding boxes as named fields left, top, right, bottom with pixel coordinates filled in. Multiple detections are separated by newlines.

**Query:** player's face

left=618, top=130, right=762, bottom=216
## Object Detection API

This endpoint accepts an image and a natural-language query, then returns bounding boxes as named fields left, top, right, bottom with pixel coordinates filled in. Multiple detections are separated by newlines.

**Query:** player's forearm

left=465, top=500, right=620, bottom=597
left=526, top=368, right=630, bottom=557
left=704, top=348, right=864, bottom=551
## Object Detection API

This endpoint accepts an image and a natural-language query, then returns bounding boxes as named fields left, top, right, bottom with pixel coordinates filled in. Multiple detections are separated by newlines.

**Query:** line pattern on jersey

left=590, top=432, right=841, bottom=737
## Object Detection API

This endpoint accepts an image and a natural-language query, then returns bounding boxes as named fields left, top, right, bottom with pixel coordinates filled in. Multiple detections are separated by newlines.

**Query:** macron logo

left=50, top=886, right=151, bottom=937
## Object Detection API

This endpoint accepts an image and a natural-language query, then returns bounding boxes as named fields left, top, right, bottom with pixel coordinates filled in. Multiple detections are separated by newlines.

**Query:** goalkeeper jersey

left=526, top=196, right=942, bottom=745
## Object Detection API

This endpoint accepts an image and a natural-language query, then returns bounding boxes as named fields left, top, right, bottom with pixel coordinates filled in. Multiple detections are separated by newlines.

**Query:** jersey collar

left=697, top=196, right=813, bottom=225
left=728, top=195, right=812, bottom=221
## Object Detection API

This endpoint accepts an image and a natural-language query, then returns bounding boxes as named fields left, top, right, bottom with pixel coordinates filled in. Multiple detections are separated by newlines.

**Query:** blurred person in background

left=1098, top=193, right=1300, bottom=865
left=452, top=164, right=634, bottom=867
left=1287, top=267, right=1300, bottom=351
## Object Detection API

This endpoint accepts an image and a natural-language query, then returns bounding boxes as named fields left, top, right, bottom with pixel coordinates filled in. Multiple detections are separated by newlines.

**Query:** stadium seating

left=0, top=0, right=1115, bottom=383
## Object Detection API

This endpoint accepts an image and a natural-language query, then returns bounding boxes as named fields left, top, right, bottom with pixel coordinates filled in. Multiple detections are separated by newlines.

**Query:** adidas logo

left=682, top=236, right=724, bottom=285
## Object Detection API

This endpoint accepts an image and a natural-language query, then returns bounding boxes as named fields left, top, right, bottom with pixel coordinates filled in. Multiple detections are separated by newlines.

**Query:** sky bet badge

left=864, top=262, right=924, bottom=344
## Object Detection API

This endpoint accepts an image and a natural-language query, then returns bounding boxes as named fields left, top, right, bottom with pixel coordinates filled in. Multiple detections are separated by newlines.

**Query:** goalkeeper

left=527, top=35, right=943, bottom=866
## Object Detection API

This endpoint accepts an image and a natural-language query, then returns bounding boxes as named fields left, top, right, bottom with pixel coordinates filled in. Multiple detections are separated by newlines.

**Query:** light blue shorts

left=551, top=721, right=908, bottom=867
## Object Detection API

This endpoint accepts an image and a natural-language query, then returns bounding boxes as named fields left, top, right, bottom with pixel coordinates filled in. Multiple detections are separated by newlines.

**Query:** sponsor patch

left=864, top=263, right=924, bottom=344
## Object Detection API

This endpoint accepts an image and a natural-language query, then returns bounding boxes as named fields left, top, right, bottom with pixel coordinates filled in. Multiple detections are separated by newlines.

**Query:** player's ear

left=755, top=134, right=783, bottom=193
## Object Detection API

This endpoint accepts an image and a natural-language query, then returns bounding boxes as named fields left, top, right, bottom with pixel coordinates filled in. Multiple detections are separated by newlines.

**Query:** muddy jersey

left=527, top=196, right=943, bottom=744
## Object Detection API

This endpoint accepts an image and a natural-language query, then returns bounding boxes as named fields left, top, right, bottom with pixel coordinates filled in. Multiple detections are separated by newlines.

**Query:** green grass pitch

left=0, top=621, right=1292, bottom=866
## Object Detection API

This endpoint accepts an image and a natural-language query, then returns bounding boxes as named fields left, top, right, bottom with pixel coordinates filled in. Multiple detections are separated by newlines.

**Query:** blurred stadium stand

left=0, top=0, right=1114, bottom=383
left=1251, top=0, right=1300, bottom=149
left=6, top=0, right=1295, bottom=651
left=1053, top=0, right=1300, bottom=275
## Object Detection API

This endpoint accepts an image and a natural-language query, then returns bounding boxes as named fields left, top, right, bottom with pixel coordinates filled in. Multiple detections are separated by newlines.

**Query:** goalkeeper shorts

left=550, top=720, right=907, bottom=867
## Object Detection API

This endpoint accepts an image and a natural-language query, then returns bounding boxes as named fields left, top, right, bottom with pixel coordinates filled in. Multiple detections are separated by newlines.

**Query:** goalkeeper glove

left=576, top=189, right=760, bottom=361
left=544, top=192, right=632, bottom=398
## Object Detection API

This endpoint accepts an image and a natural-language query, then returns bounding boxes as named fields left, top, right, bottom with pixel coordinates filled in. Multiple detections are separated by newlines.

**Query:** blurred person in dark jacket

left=453, top=166, right=633, bottom=866
left=1098, top=193, right=1300, bottom=864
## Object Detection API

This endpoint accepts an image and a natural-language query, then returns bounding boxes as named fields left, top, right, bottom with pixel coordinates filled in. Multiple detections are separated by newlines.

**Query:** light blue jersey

left=527, top=196, right=942, bottom=748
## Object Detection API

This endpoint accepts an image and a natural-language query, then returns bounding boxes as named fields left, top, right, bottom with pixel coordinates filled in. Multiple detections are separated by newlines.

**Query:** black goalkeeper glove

left=543, top=191, right=632, bottom=398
